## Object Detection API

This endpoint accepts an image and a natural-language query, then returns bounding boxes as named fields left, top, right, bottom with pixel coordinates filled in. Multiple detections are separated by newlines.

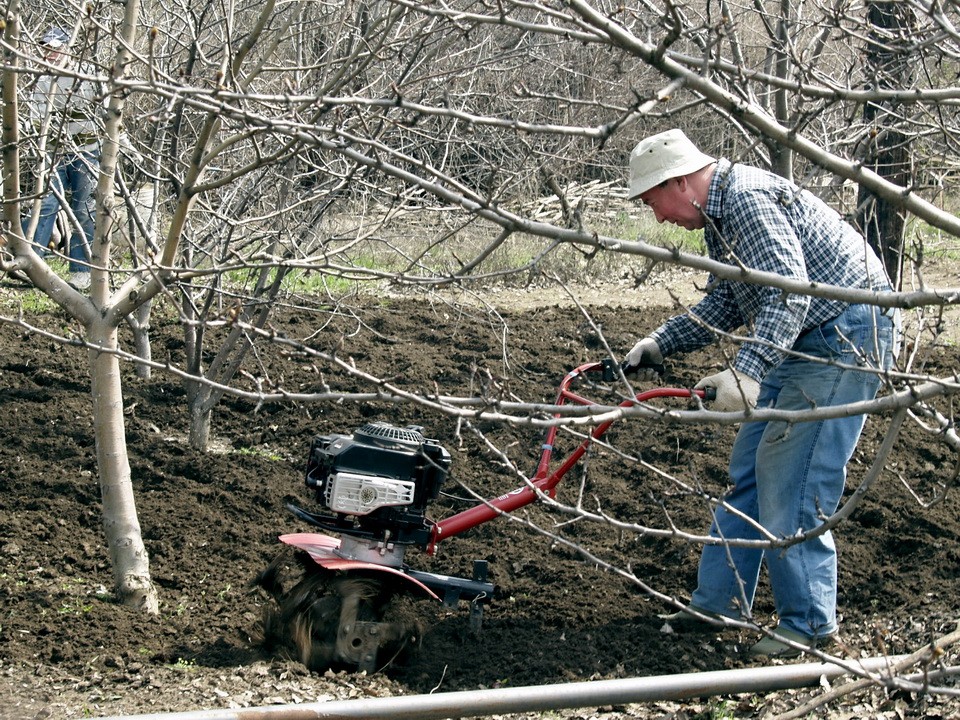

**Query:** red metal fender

left=278, top=532, right=440, bottom=601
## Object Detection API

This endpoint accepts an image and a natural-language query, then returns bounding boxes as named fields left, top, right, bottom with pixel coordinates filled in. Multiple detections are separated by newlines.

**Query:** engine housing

left=302, top=422, right=451, bottom=545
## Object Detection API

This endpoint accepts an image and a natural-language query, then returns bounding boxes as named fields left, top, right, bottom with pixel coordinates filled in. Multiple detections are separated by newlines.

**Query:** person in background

left=622, top=128, right=897, bottom=658
left=21, top=26, right=102, bottom=290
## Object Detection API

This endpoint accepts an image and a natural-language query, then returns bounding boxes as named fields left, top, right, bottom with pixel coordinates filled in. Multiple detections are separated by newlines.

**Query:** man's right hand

left=622, top=338, right=664, bottom=380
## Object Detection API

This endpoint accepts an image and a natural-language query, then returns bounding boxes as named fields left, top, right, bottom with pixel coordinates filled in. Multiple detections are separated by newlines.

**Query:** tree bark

left=188, top=390, right=214, bottom=451
left=769, top=0, right=794, bottom=180
left=856, top=1, right=916, bottom=290
left=89, top=320, right=159, bottom=612
left=126, top=303, right=154, bottom=380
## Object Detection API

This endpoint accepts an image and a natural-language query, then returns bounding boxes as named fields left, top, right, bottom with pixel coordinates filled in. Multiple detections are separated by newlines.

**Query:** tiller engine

left=256, top=421, right=493, bottom=673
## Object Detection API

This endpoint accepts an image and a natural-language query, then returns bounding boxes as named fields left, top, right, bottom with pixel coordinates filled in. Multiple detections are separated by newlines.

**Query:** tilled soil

left=1, top=276, right=959, bottom=719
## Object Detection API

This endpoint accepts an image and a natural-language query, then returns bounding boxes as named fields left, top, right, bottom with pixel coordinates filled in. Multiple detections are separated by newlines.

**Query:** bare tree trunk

left=856, top=1, right=916, bottom=290
left=126, top=303, right=154, bottom=380
left=188, top=397, right=214, bottom=450
left=1, top=3, right=24, bottom=254
left=89, top=320, right=159, bottom=612
left=769, top=0, right=794, bottom=179
left=116, top=177, right=159, bottom=380
left=184, top=263, right=291, bottom=450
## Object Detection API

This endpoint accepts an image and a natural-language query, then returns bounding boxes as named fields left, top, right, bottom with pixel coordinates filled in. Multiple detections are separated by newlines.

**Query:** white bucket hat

left=627, top=129, right=715, bottom=200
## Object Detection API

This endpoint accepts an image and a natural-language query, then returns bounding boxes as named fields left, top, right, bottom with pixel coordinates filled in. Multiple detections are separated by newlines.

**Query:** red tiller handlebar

left=427, top=360, right=712, bottom=553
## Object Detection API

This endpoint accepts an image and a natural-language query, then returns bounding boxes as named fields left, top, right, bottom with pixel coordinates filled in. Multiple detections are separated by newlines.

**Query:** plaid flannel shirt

left=650, top=159, right=891, bottom=381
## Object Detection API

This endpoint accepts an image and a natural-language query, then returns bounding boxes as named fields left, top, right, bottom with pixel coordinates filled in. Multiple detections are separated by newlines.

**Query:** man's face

left=638, top=177, right=705, bottom=230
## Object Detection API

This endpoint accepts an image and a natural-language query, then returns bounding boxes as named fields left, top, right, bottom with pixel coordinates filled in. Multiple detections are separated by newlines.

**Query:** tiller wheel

left=254, top=550, right=427, bottom=673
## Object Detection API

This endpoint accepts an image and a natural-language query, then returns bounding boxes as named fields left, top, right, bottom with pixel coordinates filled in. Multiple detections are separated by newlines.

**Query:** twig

left=772, top=623, right=960, bottom=719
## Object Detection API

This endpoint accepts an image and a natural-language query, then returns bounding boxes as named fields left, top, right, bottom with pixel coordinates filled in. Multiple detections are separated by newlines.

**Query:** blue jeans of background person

left=689, top=303, right=896, bottom=639
left=22, top=151, right=98, bottom=274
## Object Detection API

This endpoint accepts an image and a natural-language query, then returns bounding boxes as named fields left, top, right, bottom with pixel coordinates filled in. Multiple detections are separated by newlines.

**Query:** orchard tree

left=856, top=0, right=919, bottom=289
left=3, top=0, right=162, bottom=611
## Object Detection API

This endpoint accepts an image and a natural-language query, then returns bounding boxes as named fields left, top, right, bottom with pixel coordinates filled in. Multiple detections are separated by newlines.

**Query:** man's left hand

left=695, top=369, right=760, bottom=412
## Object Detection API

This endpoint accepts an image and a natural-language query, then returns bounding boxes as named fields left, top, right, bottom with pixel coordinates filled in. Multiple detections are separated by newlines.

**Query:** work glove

left=622, top=338, right=664, bottom=381
left=695, top=368, right=760, bottom=412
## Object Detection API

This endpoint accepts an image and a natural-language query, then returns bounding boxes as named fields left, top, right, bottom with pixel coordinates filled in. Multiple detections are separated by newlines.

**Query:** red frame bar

left=427, top=362, right=706, bottom=553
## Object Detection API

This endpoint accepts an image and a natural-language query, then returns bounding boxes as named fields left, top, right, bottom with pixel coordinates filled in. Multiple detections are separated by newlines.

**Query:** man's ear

left=675, top=175, right=688, bottom=191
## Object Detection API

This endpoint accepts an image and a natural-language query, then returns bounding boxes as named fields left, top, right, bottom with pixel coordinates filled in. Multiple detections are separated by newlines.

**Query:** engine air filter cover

left=353, top=422, right=425, bottom=448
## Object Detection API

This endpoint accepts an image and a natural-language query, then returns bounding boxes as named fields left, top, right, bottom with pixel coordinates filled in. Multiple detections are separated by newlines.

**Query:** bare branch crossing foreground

left=2, top=0, right=960, bottom=714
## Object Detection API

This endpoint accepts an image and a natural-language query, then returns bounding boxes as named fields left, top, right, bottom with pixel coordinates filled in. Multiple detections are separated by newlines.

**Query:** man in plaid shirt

left=623, top=128, right=897, bottom=658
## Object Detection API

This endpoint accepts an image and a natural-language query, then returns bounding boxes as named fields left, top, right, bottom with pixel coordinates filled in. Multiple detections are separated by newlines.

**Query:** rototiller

left=255, top=359, right=712, bottom=672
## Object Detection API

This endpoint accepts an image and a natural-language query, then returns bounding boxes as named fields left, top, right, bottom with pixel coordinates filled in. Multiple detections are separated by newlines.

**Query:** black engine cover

left=302, top=422, right=451, bottom=543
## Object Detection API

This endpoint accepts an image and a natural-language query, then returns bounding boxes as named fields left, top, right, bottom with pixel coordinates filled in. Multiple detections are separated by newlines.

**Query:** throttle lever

left=619, top=359, right=666, bottom=377
left=604, top=358, right=713, bottom=404
left=602, top=358, right=667, bottom=382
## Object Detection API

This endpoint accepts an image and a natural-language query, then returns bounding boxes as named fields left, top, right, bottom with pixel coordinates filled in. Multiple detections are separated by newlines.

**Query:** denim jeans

left=690, top=303, right=896, bottom=638
left=22, top=151, right=99, bottom=274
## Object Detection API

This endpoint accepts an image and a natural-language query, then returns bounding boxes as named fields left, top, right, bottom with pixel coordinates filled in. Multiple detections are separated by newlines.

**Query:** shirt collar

left=704, top=157, right=732, bottom=220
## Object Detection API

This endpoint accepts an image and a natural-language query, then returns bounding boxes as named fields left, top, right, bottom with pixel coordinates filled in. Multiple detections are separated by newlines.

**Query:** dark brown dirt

left=1, top=279, right=959, bottom=719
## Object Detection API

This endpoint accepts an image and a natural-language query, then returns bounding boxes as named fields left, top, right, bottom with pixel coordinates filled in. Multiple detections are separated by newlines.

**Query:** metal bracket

left=335, top=590, right=380, bottom=672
